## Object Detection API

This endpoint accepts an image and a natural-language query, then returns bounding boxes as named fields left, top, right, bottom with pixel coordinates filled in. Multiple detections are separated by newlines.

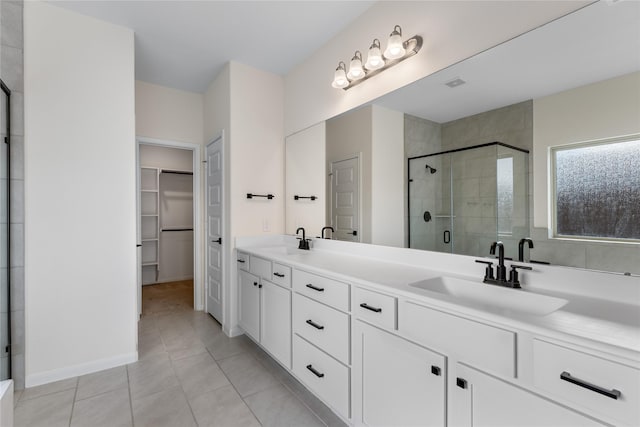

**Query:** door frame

left=205, top=134, right=226, bottom=325
left=329, top=153, right=362, bottom=242
left=136, top=136, right=204, bottom=311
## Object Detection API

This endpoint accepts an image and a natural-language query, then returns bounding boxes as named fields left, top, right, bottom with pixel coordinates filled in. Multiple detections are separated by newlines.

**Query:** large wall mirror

left=286, top=1, right=640, bottom=275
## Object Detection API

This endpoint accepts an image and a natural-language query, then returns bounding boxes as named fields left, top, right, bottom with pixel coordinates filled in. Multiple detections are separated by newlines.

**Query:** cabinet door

left=451, top=364, right=607, bottom=427
left=238, top=270, right=260, bottom=341
left=260, top=280, right=291, bottom=369
left=354, top=321, right=445, bottom=426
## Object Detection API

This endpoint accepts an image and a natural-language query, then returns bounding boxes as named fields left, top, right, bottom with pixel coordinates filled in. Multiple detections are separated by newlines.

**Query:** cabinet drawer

left=293, top=269, right=349, bottom=312
left=293, top=293, right=350, bottom=364
left=533, top=339, right=640, bottom=426
left=237, top=251, right=249, bottom=271
left=271, top=263, right=292, bottom=288
left=250, top=256, right=271, bottom=279
left=353, top=287, right=397, bottom=330
left=293, top=335, right=350, bottom=418
left=399, top=300, right=516, bottom=378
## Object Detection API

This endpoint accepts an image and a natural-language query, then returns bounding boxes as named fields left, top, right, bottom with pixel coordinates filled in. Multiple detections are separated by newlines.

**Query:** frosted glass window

left=497, top=157, right=513, bottom=234
left=553, top=137, right=640, bottom=241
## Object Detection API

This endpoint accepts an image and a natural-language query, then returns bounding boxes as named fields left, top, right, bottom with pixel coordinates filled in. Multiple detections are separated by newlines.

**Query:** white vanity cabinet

left=238, top=269, right=260, bottom=341
left=291, top=269, right=352, bottom=419
left=352, top=321, right=446, bottom=427
left=237, top=252, right=292, bottom=369
left=451, top=363, right=607, bottom=427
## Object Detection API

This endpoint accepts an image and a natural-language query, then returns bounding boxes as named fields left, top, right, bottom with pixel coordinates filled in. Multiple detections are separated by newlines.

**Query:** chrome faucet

left=518, top=238, right=534, bottom=262
left=296, top=227, right=311, bottom=250
left=321, top=226, right=334, bottom=239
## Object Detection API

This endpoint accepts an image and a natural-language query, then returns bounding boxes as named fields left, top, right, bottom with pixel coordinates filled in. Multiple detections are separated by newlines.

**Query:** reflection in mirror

left=408, top=142, right=529, bottom=261
left=285, top=1, right=640, bottom=274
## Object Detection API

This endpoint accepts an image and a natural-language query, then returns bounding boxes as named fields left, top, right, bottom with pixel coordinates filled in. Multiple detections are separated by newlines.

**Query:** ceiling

left=51, top=0, right=375, bottom=93
left=372, top=0, right=640, bottom=123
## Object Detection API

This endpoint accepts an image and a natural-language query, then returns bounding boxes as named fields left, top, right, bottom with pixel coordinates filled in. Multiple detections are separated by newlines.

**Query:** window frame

left=549, top=133, right=640, bottom=244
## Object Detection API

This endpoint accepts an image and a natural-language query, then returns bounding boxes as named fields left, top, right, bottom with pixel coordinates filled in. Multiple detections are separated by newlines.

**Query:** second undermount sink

left=259, top=246, right=307, bottom=256
left=409, top=276, right=568, bottom=316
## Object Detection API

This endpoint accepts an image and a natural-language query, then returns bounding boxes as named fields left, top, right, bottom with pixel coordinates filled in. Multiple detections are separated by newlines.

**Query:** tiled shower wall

left=1, top=0, right=25, bottom=389
left=405, top=100, right=639, bottom=274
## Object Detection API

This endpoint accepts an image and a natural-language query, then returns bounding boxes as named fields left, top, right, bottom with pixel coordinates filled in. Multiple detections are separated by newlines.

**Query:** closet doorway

left=136, top=138, right=202, bottom=317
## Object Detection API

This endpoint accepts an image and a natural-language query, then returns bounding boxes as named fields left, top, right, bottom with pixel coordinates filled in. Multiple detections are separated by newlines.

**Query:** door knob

left=351, top=230, right=358, bottom=236
left=212, top=237, right=222, bottom=244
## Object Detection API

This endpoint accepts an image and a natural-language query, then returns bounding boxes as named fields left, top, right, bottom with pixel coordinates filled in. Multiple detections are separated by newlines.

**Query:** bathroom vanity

left=235, top=235, right=639, bottom=427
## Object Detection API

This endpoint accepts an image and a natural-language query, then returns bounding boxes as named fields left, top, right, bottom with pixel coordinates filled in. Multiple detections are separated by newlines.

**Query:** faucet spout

left=321, top=226, right=334, bottom=239
left=296, top=227, right=310, bottom=250
left=490, top=241, right=506, bottom=281
left=518, top=238, right=534, bottom=262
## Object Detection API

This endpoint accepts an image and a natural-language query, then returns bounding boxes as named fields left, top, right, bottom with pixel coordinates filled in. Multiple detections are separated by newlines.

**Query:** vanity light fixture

left=347, top=51, right=365, bottom=80
left=331, top=61, right=349, bottom=89
left=384, top=25, right=406, bottom=59
left=364, top=39, right=384, bottom=70
left=331, top=25, right=422, bottom=90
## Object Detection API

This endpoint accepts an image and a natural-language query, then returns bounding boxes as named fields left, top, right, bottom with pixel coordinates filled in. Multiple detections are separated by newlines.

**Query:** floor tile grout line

left=126, top=364, right=135, bottom=427
left=67, top=377, right=80, bottom=427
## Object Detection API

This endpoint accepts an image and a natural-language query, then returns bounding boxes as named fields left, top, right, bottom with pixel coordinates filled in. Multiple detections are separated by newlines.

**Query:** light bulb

left=346, top=51, right=365, bottom=81
left=365, top=39, right=384, bottom=71
left=384, top=25, right=406, bottom=60
left=331, top=62, right=349, bottom=89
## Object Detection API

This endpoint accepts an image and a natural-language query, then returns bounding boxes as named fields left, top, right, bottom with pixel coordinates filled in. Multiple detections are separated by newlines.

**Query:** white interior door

left=135, top=146, right=142, bottom=317
left=206, top=138, right=224, bottom=323
left=331, top=156, right=360, bottom=242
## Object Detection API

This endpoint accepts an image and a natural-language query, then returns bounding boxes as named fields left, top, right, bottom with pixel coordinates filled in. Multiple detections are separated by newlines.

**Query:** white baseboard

left=225, top=324, right=244, bottom=338
left=25, top=352, right=138, bottom=388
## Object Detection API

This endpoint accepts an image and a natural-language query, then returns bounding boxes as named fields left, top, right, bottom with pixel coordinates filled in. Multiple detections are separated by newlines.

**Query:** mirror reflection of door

left=330, top=156, right=360, bottom=242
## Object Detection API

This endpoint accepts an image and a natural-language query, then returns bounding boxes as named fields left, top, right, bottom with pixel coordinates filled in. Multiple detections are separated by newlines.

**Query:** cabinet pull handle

left=456, top=377, right=467, bottom=389
left=305, top=319, right=324, bottom=330
left=258, top=284, right=262, bottom=289
left=306, top=364, right=325, bottom=378
left=253, top=282, right=258, bottom=287
left=360, top=303, right=382, bottom=313
left=237, top=259, right=245, bottom=263
left=306, top=283, right=325, bottom=292
left=560, top=371, right=621, bottom=400
left=431, top=366, right=441, bottom=376
left=274, top=272, right=285, bottom=278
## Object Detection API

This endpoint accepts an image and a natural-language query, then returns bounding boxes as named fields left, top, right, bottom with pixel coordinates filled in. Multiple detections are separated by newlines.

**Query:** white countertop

left=237, top=238, right=640, bottom=363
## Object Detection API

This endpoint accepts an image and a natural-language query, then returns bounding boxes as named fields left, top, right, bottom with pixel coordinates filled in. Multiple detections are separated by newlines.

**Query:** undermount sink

left=409, top=276, right=568, bottom=316
left=259, top=246, right=306, bottom=256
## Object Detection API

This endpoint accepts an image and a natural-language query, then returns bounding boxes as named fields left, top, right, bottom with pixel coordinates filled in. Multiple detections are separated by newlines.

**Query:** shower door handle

left=443, top=230, right=451, bottom=244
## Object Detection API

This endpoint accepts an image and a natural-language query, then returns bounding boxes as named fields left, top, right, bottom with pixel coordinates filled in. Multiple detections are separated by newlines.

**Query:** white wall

left=203, top=61, right=285, bottom=336
left=371, top=105, right=404, bottom=247
left=532, top=72, right=640, bottom=229
left=326, top=106, right=372, bottom=243
left=135, top=80, right=203, bottom=145
left=285, top=123, right=326, bottom=235
left=24, top=2, right=137, bottom=386
left=284, top=1, right=588, bottom=136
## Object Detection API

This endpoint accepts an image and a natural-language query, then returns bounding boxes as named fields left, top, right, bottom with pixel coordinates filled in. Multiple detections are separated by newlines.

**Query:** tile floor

left=13, top=281, right=347, bottom=427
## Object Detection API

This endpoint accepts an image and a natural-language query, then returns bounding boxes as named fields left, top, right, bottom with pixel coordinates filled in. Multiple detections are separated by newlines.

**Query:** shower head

left=425, top=164, right=437, bottom=174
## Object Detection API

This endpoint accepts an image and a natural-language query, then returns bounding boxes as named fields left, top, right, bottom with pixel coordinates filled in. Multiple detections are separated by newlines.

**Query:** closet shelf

left=142, top=262, right=158, bottom=267
left=141, top=189, right=159, bottom=193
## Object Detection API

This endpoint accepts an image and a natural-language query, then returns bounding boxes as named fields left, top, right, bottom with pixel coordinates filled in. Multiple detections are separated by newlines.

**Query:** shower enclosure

left=408, top=142, right=529, bottom=260
left=0, top=79, right=10, bottom=380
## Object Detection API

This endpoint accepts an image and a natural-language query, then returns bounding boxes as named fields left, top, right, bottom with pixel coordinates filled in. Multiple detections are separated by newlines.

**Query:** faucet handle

left=475, top=260, right=495, bottom=281
left=508, top=264, right=533, bottom=288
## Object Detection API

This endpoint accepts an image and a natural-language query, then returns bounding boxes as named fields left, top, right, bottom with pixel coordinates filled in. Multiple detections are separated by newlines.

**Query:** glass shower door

left=0, top=80, right=10, bottom=380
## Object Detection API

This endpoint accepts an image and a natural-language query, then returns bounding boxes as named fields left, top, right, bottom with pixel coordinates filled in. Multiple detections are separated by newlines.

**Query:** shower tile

left=9, top=135, right=23, bottom=179
left=10, top=92, right=23, bottom=136
left=10, top=178, right=23, bottom=223
left=1, top=0, right=23, bottom=49
left=10, top=308, right=23, bottom=355
left=0, top=45, right=22, bottom=91
left=9, top=222, right=23, bottom=267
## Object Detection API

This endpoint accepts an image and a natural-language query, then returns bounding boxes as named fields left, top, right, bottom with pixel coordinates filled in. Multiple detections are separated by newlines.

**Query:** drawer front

left=271, top=262, right=292, bottom=288
left=293, top=335, right=350, bottom=418
left=293, top=269, right=349, bottom=312
left=250, top=255, right=271, bottom=279
left=237, top=251, right=249, bottom=272
left=293, top=293, right=350, bottom=364
left=533, top=339, right=640, bottom=426
left=399, top=300, right=516, bottom=378
left=353, top=287, right=397, bottom=330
